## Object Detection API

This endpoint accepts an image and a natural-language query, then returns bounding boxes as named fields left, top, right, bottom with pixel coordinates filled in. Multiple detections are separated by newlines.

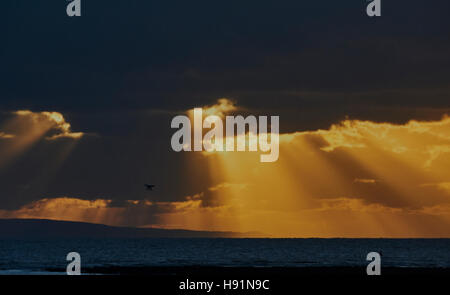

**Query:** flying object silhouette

left=145, top=184, right=155, bottom=191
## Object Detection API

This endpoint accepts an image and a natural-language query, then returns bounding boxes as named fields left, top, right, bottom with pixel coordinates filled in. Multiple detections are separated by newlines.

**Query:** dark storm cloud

left=1, top=0, right=450, bottom=125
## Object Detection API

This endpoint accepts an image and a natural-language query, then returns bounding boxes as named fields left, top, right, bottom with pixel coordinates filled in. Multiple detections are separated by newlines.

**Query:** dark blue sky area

left=1, top=0, right=449, bottom=126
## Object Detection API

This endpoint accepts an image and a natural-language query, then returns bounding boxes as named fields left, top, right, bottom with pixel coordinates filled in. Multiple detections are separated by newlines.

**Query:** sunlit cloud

left=0, top=197, right=114, bottom=224
left=208, top=182, right=248, bottom=192
left=0, top=110, right=85, bottom=169
left=315, top=197, right=403, bottom=214
left=182, top=99, right=279, bottom=162
left=0, top=132, right=15, bottom=139
left=354, top=178, right=378, bottom=184
left=282, top=115, right=450, bottom=169
left=202, top=98, right=237, bottom=118
left=416, top=204, right=450, bottom=216
left=12, top=110, right=84, bottom=140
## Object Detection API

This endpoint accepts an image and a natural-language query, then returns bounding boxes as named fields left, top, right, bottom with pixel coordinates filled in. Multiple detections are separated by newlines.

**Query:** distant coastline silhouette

left=0, top=219, right=246, bottom=239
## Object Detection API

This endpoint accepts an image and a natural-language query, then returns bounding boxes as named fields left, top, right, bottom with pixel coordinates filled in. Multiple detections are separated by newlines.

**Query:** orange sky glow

left=1, top=101, right=450, bottom=237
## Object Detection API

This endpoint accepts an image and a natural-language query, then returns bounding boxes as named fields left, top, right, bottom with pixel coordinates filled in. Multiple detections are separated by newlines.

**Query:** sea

left=0, top=238, right=449, bottom=275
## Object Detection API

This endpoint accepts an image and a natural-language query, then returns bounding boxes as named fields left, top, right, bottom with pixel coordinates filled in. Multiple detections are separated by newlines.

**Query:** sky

left=1, top=0, right=450, bottom=237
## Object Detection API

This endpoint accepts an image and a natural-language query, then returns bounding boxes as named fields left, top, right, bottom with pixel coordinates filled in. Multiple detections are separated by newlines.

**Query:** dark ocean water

left=0, top=239, right=449, bottom=274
